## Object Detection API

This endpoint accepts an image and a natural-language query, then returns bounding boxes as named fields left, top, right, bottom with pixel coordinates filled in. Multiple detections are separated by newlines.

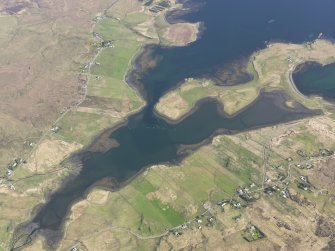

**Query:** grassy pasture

left=60, top=134, right=263, bottom=248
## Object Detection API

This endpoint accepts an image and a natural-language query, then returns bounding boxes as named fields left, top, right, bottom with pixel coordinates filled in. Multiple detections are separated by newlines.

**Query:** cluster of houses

left=24, top=140, right=35, bottom=148
left=91, top=39, right=115, bottom=50
left=99, top=40, right=115, bottom=48
left=93, top=28, right=115, bottom=49
left=297, top=148, right=334, bottom=159
left=170, top=196, right=248, bottom=237
left=170, top=210, right=217, bottom=236
left=237, top=187, right=256, bottom=202
left=92, top=32, right=102, bottom=40
left=170, top=193, right=262, bottom=240
left=0, top=158, right=26, bottom=190
left=66, top=247, right=77, bottom=251
left=297, top=175, right=312, bottom=191
left=166, top=153, right=319, bottom=241
left=264, top=184, right=290, bottom=199
left=286, top=56, right=294, bottom=64
left=296, top=162, right=314, bottom=170
left=242, top=224, right=265, bottom=242
left=2, top=124, right=63, bottom=189
left=93, top=14, right=106, bottom=22
left=8, top=158, right=25, bottom=169
left=51, top=125, right=60, bottom=133
left=148, top=0, right=170, bottom=13
left=0, top=177, right=14, bottom=190
left=287, top=147, right=335, bottom=190
left=319, top=148, right=334, bottom=157
left=168, top=146, right=335, bottom=241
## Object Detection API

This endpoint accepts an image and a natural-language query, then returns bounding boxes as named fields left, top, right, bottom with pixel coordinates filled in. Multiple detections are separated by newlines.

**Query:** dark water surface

left=131, top=0, right=335, bottom=110
left=28, top=0, right=335, bottom=245
left=293, top=62, right=335, bottom=101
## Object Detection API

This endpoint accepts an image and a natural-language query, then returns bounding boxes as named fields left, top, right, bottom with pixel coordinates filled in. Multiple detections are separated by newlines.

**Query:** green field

left=58, top=111, right=118, bottom=145
left=57, top=8, right=151, bottom=145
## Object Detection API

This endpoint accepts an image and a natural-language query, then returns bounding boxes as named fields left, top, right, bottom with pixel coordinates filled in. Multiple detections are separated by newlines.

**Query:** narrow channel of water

left=33, top=92, right=319, bottom=246
left=24, top=0, right=335, bottom=246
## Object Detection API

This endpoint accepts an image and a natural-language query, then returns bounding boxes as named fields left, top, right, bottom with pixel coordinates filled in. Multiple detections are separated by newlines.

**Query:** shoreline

left=78, top=89, right=322, bottom=192
left=17, top=4, right=335, bottom=250
left=44, top=38, right=331, bottom=246
left=32, top=85, right=321, bottom=249
left=154, top=39, right=335, bottom=123
left=61, top=89, right=323, bottom=232
left=76, top=0, right=200, bottom=156
left=48, top=89, right=322, bottom=248
left=289, top=61, right=335, bottom=107
left=288, top=62, right=312, bottom=100
left=16, top=0, right=199, bottom=248
left=7, top=0, right=335, bottom=250
left=31, top=34, right=334, bottom=248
